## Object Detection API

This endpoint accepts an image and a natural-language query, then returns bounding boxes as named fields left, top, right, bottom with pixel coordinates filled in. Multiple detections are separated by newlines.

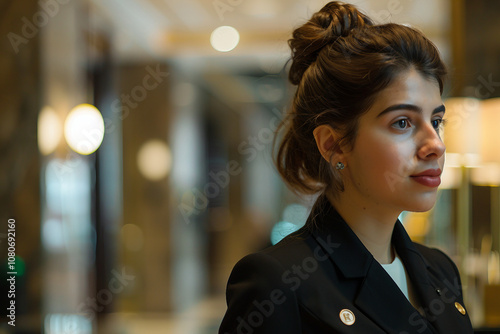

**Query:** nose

left=417, top=122, right=446, bottom=160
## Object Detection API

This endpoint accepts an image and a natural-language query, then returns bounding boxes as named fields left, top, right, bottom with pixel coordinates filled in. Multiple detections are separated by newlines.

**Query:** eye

left=392, top=118, right=411, bottom=130
left=432, top=118, right=446, bottom=130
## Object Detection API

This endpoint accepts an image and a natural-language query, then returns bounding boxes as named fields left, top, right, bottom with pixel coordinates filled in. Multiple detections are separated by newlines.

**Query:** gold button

left=339, top=309, right=355, bottom=326
left=455, top=302, right=466, bottom=315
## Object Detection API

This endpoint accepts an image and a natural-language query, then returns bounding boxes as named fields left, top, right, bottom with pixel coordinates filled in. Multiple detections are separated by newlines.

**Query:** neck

left=327, top=192, right=400, bottom=264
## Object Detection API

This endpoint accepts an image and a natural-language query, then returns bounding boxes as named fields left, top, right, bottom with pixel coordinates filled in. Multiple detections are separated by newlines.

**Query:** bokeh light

left=38, top=106, right=62, bottom=155
left=137, top=139, right=172, bottom=181
left=270, top=203, right=309, bottom=245
left=64, top=103, right=105, bottom=155
left=282, top=203, right=308, bottom=225
left=210, top=26, right=240, bottom=52
left=271, top=221, right=301, bottom=245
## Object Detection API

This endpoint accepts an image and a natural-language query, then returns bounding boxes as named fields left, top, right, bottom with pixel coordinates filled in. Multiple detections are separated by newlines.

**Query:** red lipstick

left=410, top=169, right=442, bottom=187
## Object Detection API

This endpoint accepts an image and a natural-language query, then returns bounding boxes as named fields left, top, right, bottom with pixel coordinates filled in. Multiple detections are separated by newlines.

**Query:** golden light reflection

left=404, top=211, right=430, bottom=242
left=137, top=140, right=172, bottom=181
left=443, top=97, right=481, bottom=166
left=38, top=106, right=62, bottom=155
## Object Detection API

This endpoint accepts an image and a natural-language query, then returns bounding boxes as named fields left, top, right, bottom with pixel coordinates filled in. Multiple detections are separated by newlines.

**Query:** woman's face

left=341, top=67, right=446, bottom=213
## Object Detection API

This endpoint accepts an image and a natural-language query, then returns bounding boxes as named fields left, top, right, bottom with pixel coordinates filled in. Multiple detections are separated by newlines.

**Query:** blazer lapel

left=392, top=222, right=440, bottom=313
left=354, top=261, right=434, bottom=334
left=307, top=196, right=434, bottom=334
left=393, top=222, right=472, bottom=333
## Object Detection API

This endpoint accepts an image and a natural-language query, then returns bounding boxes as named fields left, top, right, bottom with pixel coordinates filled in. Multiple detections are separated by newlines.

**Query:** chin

left=410, top=203, right=436, bottom=212
left=406, top=194, right=438, bottom=212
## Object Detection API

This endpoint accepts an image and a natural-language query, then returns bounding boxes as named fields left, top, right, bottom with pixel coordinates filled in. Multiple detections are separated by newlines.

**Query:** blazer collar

left=392, top=220, right=436, bottom=291
left=306, top=195, right=436, bottom=334
left=307, top=194, right=432, bottom=279
left=308, top=194, right=396, bottom=278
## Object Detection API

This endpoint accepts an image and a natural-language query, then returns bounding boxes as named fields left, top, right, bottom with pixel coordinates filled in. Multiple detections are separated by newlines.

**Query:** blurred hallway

left=2, top=0, right=500, bottom=332
left=99, top=296, right=226, bottom=334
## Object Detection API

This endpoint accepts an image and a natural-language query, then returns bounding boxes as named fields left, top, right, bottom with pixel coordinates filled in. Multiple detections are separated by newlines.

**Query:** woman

left=219, top=2, right=474, bottom=333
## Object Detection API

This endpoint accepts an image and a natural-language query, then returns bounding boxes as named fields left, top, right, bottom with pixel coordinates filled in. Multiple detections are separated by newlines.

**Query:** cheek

left=358, top=134, right=414, bottom=178
left=350, top=132, right=414, bottom=186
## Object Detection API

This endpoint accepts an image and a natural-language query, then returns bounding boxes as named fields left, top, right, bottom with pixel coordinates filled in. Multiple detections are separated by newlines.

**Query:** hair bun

left=288, top=1, right=373, bottom=85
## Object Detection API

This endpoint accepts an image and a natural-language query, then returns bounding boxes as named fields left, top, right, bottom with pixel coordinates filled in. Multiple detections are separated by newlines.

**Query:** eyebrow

left=376, top=104, right=446, bottom=117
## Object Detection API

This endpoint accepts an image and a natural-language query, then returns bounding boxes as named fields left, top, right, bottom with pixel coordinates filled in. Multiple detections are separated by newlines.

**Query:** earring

left=335, top=162, right=345, bottom=170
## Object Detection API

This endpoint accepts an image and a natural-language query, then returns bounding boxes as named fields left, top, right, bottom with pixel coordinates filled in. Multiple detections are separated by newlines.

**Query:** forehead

left=365, top=68, right=442, bottom=118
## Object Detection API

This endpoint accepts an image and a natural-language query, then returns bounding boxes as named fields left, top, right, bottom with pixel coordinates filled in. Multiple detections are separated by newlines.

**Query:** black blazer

left=219, top=195, right=474, bottom=333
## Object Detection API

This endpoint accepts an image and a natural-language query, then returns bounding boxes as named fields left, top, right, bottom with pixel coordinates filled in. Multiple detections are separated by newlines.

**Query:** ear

left=313, top=124, right=343, bottom=165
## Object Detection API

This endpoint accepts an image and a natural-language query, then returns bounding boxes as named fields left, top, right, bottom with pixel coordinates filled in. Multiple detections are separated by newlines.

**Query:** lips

left=410, top=169, right=442, bottom=187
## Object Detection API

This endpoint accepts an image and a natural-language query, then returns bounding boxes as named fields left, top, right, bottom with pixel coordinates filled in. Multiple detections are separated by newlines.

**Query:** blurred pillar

left=443, top=97, right=482, bottom=301
left=475, top=99, right=500, bottom=251
left=40, top=0, right=94, bottom=332
left=119, top=62, right=173, bottom=312
left=91, top=29, right=123, bottom=326
left=0, top=0, right=42, bottom=331
left=450, top=0, right=466, bottom=96
left=169, top=76, right=208, bottom=311
left=457, top=0, right=500, bottom=98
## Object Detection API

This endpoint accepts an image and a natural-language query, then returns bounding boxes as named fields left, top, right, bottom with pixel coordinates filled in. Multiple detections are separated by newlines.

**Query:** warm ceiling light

left=443, top=97, right=481, bottom=167
left=472, top=98, right=500, bottom=185
left=64, top=103, right=105, bottom=155
left=210, top=26, right=240, bottom=52
left=479, top=98, right=500, bottom=164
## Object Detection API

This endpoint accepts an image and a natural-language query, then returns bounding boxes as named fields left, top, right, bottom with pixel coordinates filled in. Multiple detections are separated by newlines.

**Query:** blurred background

left=1, top=0, right=500, bottom=333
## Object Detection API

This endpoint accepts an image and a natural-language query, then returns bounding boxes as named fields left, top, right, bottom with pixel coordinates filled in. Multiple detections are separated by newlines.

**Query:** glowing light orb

left=64, top=104, right=104, bottom=155
left=210, top=26, right=240, bottom=52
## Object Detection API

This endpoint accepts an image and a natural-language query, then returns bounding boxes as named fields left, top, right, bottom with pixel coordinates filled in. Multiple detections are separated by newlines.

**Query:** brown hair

left=274, top=1, right=447, bottom=197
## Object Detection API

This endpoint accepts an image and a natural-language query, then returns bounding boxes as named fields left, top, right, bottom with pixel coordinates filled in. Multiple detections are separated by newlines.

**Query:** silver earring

left=335, top=162, right=345, bottom=170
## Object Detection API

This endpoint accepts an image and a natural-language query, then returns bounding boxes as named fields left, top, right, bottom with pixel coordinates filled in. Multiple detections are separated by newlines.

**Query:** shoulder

left=413, top=243, right=461, bottom=282
left=227, top=251, right=289, bottom=288
left=220, top=240, right=306, bottom=333
left=228, top=231, right=314, bottom=286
